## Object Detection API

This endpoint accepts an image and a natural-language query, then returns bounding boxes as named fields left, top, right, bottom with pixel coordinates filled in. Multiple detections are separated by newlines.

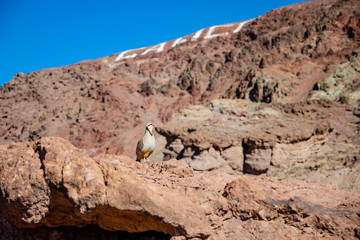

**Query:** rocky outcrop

left=158, top=98, right=360, bottom=192
left=0, top=1, right=359, bottom=238
left=308, top=49, right=360, bottom=104
left=0, top=137, right=359, bottom=239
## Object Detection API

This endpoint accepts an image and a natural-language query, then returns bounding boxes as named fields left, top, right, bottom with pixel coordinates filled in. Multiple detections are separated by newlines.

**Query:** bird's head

left=146, top=122, right=155, bottom=134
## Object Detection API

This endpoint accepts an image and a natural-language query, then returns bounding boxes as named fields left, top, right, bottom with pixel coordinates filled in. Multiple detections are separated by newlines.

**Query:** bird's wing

left=136, top=137, right=144, bottom=157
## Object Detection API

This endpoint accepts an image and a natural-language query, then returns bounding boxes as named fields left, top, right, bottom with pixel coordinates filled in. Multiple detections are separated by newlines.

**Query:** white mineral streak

left=191, top=28, right=205, bottom=42
left=141, top=42, right=166, bottom=55
left=233, top=20, right=251, bottom=33
left=114, top=19, right=252, bottom=62
left=204, top=24, right=234, bottom=39
left=172, top=37, right=188, bottom=48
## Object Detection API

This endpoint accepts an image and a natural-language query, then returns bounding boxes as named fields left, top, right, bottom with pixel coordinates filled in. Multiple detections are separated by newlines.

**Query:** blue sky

left=0, top=0, right=306, bottom=86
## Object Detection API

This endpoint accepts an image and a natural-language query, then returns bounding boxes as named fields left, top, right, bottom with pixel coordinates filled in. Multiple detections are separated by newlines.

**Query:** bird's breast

left=142, top=135, right=156, bottom=150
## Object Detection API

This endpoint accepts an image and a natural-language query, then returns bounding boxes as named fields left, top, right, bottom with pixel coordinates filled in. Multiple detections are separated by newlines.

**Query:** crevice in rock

left=241, top=139, right=248, bottom=174
left=0, top=220, right=172, bottom=240
left=89, top=207, right=187, bottom=237
left=38, top=190, right=185, bottom=238
left=33, top=141, right=47, bottom=179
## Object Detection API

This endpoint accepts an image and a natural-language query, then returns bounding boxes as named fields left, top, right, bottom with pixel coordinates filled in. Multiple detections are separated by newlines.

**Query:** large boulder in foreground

left=0, top=137, right=359, bottom=239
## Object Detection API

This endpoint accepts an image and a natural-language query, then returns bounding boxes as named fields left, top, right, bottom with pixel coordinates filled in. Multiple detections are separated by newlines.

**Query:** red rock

left=0, top=0, right=359, bottom=159
left=158, top=99, right=360, bottom=192
left=0, top=0, right=360, bottom=238
left=0, top=137, right=359, bottom=239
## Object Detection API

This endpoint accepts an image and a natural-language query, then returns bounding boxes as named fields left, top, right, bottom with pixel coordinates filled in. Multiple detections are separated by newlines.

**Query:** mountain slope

left=0, top=0, right=360, bottom=239
left=0, top=0, right=359, bottom=161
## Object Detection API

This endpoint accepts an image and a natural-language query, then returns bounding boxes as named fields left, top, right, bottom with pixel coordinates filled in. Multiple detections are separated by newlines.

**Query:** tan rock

left=221, top=146, right=244, bottom=172
left=0, top=137, right=359, bottom=239
left=189, top=147, right=233, bottom=173
left=243, top=148, right=272, bottom=175
left=158, top=99, right=360, bottom=193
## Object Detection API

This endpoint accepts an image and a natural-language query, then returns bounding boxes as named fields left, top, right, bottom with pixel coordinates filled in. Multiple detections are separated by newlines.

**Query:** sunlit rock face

left=0, top=137, right=359, bottom=239
left=0, top=0, right=360, bottom=238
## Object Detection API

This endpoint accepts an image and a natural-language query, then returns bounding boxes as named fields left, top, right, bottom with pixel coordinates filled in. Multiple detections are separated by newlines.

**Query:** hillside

left=0, top=0, right=359, bottom=239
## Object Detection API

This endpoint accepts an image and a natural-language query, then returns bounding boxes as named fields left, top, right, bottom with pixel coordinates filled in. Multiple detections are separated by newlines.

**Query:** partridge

left=136, top=123, right=156, bottom=162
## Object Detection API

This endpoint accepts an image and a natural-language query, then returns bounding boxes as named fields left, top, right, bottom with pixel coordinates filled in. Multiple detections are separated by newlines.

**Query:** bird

left=136, top=123, right=156, bottom=162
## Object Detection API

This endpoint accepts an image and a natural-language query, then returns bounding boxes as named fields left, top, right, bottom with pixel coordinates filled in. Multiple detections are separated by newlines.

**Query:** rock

left=338, top=162, right=360, bottom=192
left=221, top=146, right=244, bottom=172
left=243, top=148, right=272, bottom=175
left=158, top=99, right=360, bottom=192
left=189, top=147, right=233, bottom=173
left=0, top=137, right=359, bottom=239
left=0, top=0, right=360, bottom=236
left=210, top=99, right=251, bottom=115
left=222, top=177, right=360, bottom=239
left=0, top=141, right=50, bottom=227
left=1, top=0, right=359, bottom=160
left=271, top=134, right=326, bottom=167
left=0, top=137, right=206, bottom=236
left=158, top=99, right=328, bottom=167
left=308, top=49, right=360, bottom=104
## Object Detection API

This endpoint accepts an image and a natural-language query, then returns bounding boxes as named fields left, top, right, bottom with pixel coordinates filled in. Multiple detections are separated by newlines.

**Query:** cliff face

left=158, top=98, right=360, bottom=193
left=0, top=0, right=360, bottom=239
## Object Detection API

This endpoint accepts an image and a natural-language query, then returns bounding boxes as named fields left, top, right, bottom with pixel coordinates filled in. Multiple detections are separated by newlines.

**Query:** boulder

left=0, top=137, right=359, bottom=239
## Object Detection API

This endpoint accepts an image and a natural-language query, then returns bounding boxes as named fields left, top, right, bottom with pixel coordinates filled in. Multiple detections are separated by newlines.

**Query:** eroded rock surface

left=0, top=137, right=359, bottom=239
left=158, top=99, right=360, bottom=192
left=0, top=0, right=359, bottom=238
left=0, top=0, right=359, bottom=159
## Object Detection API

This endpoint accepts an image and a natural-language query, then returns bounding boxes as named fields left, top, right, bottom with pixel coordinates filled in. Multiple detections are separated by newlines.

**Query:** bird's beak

left=148, top=125, right=154, bottom=134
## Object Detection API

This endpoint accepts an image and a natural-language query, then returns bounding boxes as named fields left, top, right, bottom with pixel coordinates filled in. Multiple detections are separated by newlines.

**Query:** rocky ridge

left=0, top=137, right=359, bottom=239
left=158, top=98, right=360, bottom=192
left=0, top=0, right=359, bottom=158
left=0, top=0, right=360, bottom=239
